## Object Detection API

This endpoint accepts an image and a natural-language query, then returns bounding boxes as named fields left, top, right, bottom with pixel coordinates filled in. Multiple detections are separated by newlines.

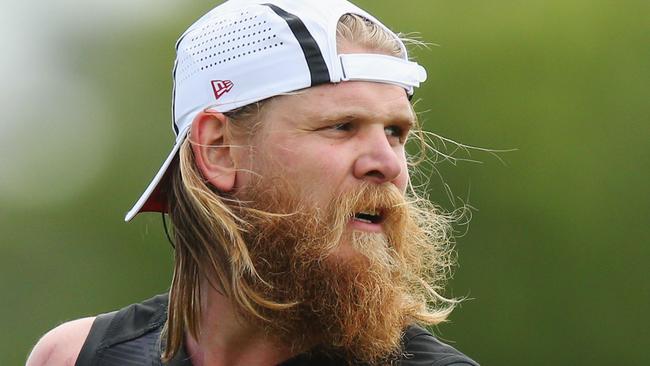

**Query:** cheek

left=395, top=169, right=409, bottom=193
left=394, top=152, right=409, bottom=193
left=275, top=142, right=348, bottom=175
left=272, top=143, right=351, bottom=204
left=313, top=144, right=358, bottom=181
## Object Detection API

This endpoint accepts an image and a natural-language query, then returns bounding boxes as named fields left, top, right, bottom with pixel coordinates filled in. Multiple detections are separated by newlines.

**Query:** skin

left=26, top=317, right=94, bottom=366
left=26, top=58, right=416, bottom=366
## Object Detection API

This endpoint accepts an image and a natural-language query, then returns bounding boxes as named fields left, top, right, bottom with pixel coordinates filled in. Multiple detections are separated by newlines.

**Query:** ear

left=190, top=110, right=236, bottom=192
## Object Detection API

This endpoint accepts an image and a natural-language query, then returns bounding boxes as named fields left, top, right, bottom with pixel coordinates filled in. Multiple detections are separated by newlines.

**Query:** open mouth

left=353, top=210, right=384, bottom=224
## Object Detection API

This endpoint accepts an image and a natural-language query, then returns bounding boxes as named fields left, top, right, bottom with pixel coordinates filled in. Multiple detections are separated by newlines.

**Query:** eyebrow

left=314, top=110, right=416, bottom=127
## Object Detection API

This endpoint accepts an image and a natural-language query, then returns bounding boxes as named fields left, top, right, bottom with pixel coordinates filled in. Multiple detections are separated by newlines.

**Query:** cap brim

left=124, top=127, right=189, bottom=222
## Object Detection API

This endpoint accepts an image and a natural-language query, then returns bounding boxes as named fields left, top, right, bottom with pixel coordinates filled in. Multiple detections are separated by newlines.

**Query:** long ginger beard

left=231, top=176, right=447, bottom=365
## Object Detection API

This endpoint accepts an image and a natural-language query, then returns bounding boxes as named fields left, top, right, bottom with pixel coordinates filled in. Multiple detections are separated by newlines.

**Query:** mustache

left=336, top=182, right=406, bottom=215
left=327, top=183, right=409, bottom=241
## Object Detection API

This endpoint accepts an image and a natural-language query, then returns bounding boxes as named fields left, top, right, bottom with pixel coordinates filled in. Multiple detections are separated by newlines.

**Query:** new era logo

left=211, top=80, right=234, bottom=100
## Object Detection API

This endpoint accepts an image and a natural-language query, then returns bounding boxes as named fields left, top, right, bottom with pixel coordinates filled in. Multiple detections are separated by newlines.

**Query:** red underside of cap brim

left=139, top=185, right=168, bottom=214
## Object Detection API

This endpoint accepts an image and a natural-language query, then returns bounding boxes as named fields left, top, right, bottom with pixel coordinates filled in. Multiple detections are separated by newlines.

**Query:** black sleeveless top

left=75, top=294, right=478, bottom=366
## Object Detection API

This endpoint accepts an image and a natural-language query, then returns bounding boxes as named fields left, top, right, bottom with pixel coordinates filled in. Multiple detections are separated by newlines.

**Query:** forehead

left=261, top=80, right=415, bottom=128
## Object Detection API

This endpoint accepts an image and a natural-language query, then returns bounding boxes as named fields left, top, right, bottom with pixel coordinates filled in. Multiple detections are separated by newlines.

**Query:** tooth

left=359, top=211, right=377, bottom=216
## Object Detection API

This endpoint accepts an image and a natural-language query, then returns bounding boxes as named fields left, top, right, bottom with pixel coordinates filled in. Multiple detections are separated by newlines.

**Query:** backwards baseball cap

left=125, top=0, right=427, bottom=222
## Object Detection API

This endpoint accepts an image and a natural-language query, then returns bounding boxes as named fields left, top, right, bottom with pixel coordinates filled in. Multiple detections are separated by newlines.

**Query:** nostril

left=366, top=170, right=385, bottom=180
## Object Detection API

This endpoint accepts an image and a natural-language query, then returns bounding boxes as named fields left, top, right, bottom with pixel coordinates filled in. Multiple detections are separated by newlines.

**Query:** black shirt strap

left=74, top=311, right=118, bottom=366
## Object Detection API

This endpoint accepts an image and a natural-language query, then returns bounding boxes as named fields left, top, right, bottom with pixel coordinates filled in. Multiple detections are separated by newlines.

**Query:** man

left=28, top=0, right=478, bottom=365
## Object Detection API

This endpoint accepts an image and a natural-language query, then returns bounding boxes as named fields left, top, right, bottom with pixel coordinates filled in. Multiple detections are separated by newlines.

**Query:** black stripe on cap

left=171, top=33, right=189, bottom=136
left=263, top=4, right=330, bottom=86
left=171, top=60, right=179, bottom=135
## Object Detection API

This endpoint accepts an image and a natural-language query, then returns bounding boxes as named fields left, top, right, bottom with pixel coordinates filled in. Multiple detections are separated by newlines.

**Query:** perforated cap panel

left=176, top=10, right=283, bottom=85
left=173, top=4, right=317, bottom=133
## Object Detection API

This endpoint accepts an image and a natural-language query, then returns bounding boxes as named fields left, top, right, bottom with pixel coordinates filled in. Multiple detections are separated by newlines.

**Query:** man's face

left=224, top=80, right=422, bottom=363
left=232, top=79, right=415, bottom=239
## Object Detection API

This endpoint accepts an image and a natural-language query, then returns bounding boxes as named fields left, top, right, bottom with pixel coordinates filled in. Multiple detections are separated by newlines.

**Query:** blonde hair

left=161, top=14, right=453, bottom=362
left=336, top=13, right=405, bottom=57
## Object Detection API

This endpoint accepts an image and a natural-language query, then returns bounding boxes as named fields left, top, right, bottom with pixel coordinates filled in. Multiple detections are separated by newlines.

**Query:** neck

left=184, top=283, right=296, bottom=366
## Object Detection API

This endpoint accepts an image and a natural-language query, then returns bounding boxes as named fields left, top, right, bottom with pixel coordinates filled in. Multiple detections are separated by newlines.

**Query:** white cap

left=125, top=0, right=427, bottom=221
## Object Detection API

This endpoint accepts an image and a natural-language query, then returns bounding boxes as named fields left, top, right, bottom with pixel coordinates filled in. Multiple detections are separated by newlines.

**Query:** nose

left=353, top=126, right=404, bottom=185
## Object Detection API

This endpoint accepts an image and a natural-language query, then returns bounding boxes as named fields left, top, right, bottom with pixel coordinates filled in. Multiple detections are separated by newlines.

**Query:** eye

left=331, top=122, right=353, bottom=131
left=385, top=125, right=407, bottom=143
left=316, top=121, right=355, bottom=134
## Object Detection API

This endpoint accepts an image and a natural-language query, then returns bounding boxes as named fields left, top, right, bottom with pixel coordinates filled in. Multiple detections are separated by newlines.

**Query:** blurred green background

left=2, top=0, right=648, bottom=364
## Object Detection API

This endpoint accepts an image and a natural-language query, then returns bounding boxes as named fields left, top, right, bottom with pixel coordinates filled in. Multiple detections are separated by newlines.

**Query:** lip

left=348, top=217, right=384, bottom=233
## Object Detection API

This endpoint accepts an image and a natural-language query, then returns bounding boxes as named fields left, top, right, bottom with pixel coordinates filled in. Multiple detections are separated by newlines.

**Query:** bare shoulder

left=26, top=317, right=96, bottom=366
